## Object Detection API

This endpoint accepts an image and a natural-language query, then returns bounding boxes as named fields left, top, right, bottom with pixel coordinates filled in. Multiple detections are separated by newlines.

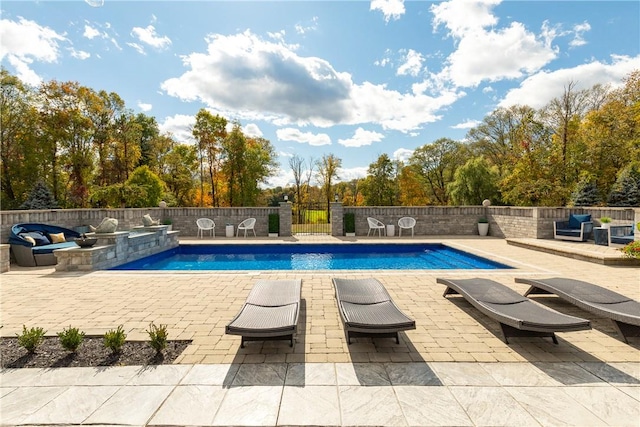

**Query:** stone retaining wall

left=1, top=205, right=637, bottom=243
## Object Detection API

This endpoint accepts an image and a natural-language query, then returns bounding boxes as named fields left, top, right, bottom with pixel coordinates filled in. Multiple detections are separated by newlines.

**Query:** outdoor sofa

left=9, top=223, right=80, bottom=267
left=437, top=277, right=591, bottom=344
left=553, top=214, right=594, bottom=242
left=332, top=277, right=416, bottom=344
left=515, top=277, right=640, bottom=343
left=225, top=279, right=302, bottom=348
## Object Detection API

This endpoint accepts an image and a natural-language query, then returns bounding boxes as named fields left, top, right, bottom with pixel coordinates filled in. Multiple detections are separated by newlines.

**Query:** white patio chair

left=237, top=217, right=257, bottom=238
left=367, top=217, right=385, bottom=237
left=196, top=218, right=215, bottom=238
left=398, top=217, right=416, bottom=237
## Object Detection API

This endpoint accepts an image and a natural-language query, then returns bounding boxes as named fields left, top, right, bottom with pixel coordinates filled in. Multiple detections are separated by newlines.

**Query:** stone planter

left=478, top=222, right=489, bottom=236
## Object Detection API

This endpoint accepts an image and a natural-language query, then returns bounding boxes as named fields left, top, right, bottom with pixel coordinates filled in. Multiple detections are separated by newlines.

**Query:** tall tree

left=221, top=122, right=246, bottom=206
left=0, top=69, right=39, bottom=208
left=409, top=138, right=466, bottom=205
left=448, top=156, right=500, bottom=205
left=361, top=153, right=396, bottom=206
left=192, top=110, right=227, bottom=206
left=316, top=154, right=342, bottom=219
left=162, top=143, right=198, bottom=206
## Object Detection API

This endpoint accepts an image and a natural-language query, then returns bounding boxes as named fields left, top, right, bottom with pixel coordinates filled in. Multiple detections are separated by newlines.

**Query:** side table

left=593, top=227, right=609, bottom=246
left=225, top=225, right=234, bottom=238
left=386, top=224, right=395, bottom=237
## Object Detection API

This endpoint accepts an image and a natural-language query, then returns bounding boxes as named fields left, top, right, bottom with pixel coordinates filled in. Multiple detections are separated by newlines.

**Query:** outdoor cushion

left=49, top=232, right=66, bottom=243
left=23, top=231, right=51, bottom=246
left=22, top=235, right=36, bottom=246
left=569, top=214, right=591, bottom=229
left=31, top=242, right=78, bottom=254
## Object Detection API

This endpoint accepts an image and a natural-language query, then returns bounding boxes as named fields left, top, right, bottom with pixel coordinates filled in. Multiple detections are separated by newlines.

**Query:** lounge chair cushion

left=569, top=214, right=591, bottom=229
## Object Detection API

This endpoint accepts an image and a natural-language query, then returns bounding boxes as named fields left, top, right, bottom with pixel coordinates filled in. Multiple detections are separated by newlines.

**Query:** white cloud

left=279, top=151, right=294, bottom=158
left=295, top=16, right=318, bottom=35
left=397, top=49, right=424, bottom=77
left=265, top=168, right=295, bottom=188
left=338, top=127, right=384, bottom=148
left=137, top=101, right=152, bottom=112
left=159, top=114, right=195, bottom=144
left=0, top=17, right=67, bottom=86
left=277, top=128, right=331, bottom=146
left=370, top=0, right=406, bottom=23
left=569, top=21, right=591, bottom=48
left=431, top=0, right=558, bottom=88
left=393, top=148, right=414, bottom=162
left=482, top=86, right=494, bottom=93
left=498, top=54, right=640, bottom=109
left=337, top=166, right=368, bottom=182
left=83, top=24, right=101, bottom=39
left=431, top=0, right=500, bottom=37
left=452, top=119, right=481, bottom=129
left=69, top=48, right=90, bottom=60
left=131, top=25, right=171, bottom=51
left=244, top=123, right=263, bottom=137
left=127, top=42, right=145, bottom=55
left=161, top=30, right=462, bottom=133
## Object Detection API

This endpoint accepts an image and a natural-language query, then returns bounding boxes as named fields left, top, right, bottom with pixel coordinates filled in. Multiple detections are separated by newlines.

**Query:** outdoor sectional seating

left=332, top=277, right=416, bottom=344
left=515, top=277, right=640, bottom=343
left=553, top=213, right=594, bottom=241
left=437, top=277, right=591, bottom=344
left=9, top=223, right=80, bottom=267
left=225, top=279, right=302, bottom=348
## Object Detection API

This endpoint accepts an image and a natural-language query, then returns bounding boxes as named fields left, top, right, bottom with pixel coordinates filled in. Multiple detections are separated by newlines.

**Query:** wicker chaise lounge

left=515, top=277, right=640, bottom=343
left=225, top=279, right=302, bottom=348
left=437, top=278, right=591, bottom=344
left=332, top=278, right=416, bottom=344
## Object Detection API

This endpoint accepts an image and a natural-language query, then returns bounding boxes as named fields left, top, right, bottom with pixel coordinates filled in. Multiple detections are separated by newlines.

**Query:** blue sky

left=1, top=0, right=639, bottom=188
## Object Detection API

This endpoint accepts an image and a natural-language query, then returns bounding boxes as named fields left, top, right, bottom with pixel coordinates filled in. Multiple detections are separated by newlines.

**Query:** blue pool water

left=112, top=243, right=511, bottom=271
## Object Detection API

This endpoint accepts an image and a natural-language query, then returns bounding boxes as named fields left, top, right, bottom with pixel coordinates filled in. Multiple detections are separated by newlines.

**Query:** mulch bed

left=0, top=336, right=191, bottom=369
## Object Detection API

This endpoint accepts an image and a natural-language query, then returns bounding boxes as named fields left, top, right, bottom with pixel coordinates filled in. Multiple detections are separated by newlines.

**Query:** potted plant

left=478, top=217, right=489, bottom=236
left=161, top=218, right=173, bottom=231
left=344, top=212, right=356, bottom=237
left=268, top=213, right=279, bottom=237
left=599, top=216, right=612, bottom=229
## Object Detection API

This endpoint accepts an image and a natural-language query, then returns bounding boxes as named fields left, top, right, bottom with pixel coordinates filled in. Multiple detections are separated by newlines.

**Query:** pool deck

left=1, top=236, right=638, bottom=426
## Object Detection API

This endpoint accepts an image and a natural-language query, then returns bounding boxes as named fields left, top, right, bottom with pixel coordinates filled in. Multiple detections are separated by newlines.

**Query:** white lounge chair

left=196, top=218, right=215, bottom=238
left=237, top=217, right=257, bottom=237
left=367, top=217, right=385, bottom=237
left=398, top=217, right=416, bottom=237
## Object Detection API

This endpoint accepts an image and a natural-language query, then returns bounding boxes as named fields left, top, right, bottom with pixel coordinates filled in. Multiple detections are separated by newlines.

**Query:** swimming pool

left=111, top=243, right=512, bottom=271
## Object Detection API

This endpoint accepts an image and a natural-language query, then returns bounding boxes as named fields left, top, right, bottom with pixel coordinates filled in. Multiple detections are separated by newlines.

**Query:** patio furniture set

left=553, top=213, right=635, bottom=246
left=196, top=217, right=256, bottom=238
left=227, top=276, right=639, bottom=349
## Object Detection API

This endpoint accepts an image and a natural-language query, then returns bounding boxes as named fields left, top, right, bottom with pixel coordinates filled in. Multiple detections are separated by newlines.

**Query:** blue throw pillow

left=569, top=214, right=591, bottom=229
left=23, top=231, right=51, bottom=246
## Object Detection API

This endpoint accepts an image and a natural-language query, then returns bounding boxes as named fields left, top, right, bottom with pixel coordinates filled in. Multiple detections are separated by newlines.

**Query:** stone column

left=331, top=202, right=343, bottom=237
left=279, top=202, right=292, bottom=237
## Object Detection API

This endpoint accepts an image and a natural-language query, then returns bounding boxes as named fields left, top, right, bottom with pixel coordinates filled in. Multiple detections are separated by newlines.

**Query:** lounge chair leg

left=551, top=334, right=558, bottom=345
left=240, top=338, right=245, bottom=349
left=395, top=333, right=399, bottom=344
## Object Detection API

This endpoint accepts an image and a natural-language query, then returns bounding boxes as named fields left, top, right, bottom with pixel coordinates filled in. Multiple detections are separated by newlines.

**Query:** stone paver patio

left=1, top=236, right=638, bottom=425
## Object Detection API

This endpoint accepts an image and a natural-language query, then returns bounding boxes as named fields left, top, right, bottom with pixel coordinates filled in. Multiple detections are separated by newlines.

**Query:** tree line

left=2, top=68, right=638, bottom=210
left=269, top=71, right=639, bottom=210
left=1, top=69, right=278, bottom=209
